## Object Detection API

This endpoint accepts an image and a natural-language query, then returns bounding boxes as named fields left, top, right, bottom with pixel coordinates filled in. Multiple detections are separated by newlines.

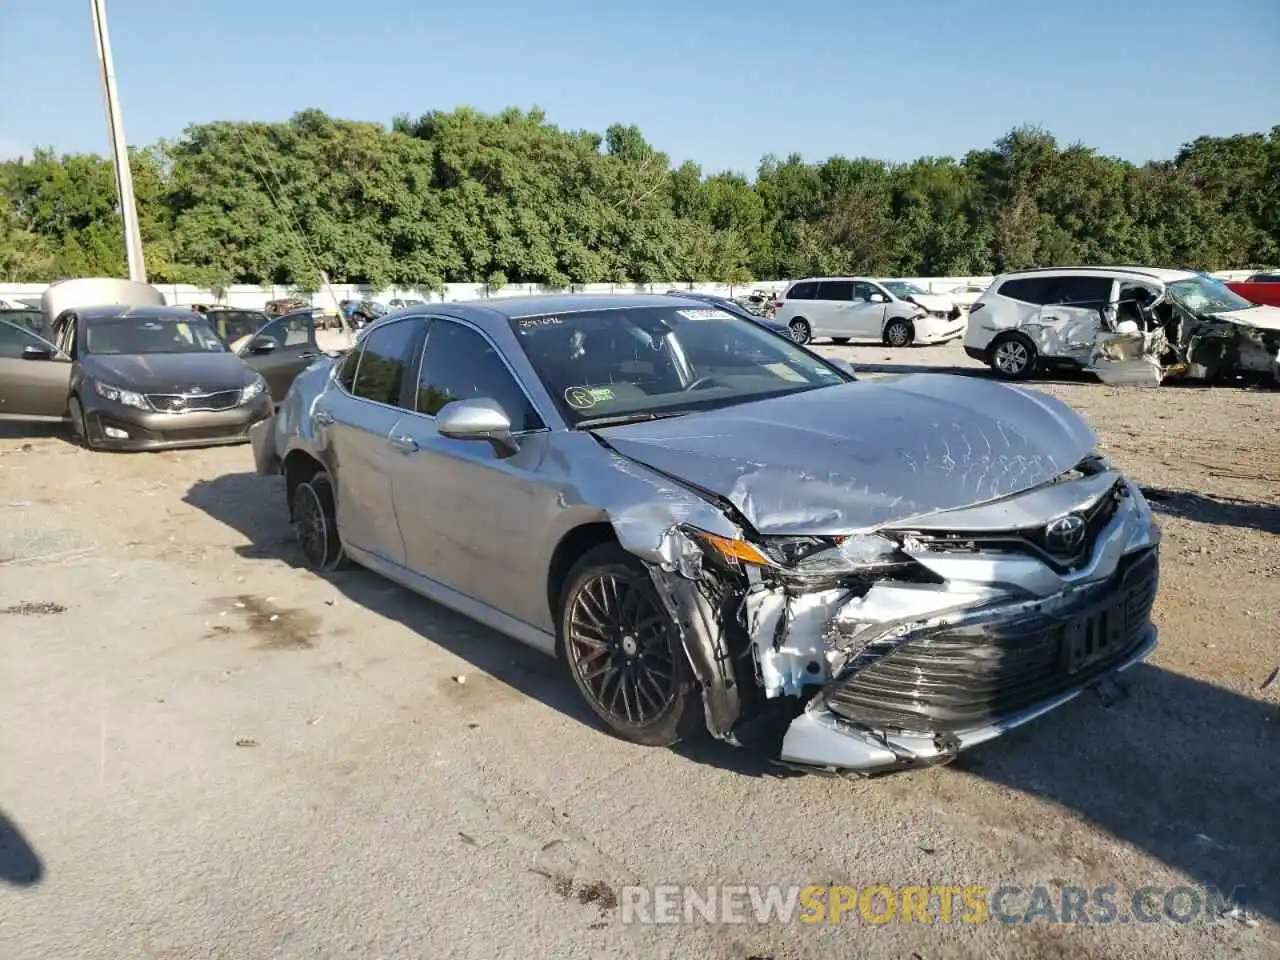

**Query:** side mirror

left=245, top=337, right=278, bottom=355
left=870, top=293, right=889, bottom=304
left=21, top=344, right=54, bottom=361
left=436, top=397, right=519, bottom=458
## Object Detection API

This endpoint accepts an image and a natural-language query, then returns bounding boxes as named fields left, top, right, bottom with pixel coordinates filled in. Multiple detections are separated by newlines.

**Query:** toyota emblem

left=1044, top=514, right=1087, bottom=554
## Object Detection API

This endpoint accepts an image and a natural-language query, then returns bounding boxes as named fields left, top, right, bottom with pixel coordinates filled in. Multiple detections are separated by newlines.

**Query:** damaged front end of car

left=639, top=455, right=1162, bottom=775
left=1091, top=289, right=1280, bottom=387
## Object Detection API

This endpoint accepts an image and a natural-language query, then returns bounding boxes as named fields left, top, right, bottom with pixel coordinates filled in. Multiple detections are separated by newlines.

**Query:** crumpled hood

left=1210, top=304, right=1280, bottom=332
left=82, top=352, right=256, bottom=393
left=903, top=292, right=955, bottom=313
left=596, top=375, right=1097, bottom=535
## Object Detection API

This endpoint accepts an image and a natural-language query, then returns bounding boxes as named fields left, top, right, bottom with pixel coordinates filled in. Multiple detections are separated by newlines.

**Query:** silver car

left=251, top=294, right=1161, bottom=774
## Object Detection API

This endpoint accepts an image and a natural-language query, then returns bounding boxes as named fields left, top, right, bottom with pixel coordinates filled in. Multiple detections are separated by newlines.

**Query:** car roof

left=70, top=305, right=213, bottom=323
left=994, top=265, right=1198, bottom=284
left=447, top=293, right=692, bottom=319
left=360, top=293, right=754, bottom=339
left=786, top=277, right=880, bottom=284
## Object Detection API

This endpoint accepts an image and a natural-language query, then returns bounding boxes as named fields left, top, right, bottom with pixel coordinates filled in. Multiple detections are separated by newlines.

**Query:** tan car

left=0, top=306, right=272, bottom=451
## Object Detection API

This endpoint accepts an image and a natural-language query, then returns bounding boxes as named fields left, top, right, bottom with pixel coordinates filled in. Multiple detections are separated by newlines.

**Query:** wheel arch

left=282, top=449, right=327, bottom=518
left=546, top=521, right=621, bottom=647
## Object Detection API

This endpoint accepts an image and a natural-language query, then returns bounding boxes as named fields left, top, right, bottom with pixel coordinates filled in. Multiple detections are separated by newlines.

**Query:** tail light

left=968, top=302, right=986, bottom=315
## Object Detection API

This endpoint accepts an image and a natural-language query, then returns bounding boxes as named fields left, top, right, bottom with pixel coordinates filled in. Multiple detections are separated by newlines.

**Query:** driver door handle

left=389, top=433, right=419, bottom=453
left=314, top=410, right=335, bottom=426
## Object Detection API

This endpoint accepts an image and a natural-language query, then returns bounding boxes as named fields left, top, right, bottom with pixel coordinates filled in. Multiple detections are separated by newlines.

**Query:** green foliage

left=1, top=110, right=1276, bottom=284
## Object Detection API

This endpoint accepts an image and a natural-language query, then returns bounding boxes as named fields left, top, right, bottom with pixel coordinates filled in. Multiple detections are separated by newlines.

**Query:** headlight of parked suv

left=240, top=376, right=267, bottom=404
left=93, top=380, right=148, bottom=410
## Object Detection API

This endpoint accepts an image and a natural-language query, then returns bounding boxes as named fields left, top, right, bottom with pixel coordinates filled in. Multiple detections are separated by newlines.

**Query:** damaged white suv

left=964, top=266, right=1280, bottom=385
left=253, top=294, right=1161, bottom=775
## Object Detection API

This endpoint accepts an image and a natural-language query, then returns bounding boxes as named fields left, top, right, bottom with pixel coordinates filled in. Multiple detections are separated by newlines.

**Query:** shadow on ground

left=0, top=418, right=69, bottom=443
left=1141, top=486, right=1280, bottom=535
left=0, top=810, right=43, bottom=886
left=951, top=664, right=1280, bottom=922
left=186, top=471, right=1280, bottom=919
left=183, top=472, right=787, bottom=779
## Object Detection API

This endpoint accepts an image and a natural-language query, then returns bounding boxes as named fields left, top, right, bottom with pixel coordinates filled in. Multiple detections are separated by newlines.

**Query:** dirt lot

left=1, top=340, right=1277, bottom=959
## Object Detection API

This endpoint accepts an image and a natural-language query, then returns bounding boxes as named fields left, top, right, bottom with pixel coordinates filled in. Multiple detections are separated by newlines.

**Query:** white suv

left=964, top=266, right=1195, bottom=381
left=773, top=277, right=966, bottom=347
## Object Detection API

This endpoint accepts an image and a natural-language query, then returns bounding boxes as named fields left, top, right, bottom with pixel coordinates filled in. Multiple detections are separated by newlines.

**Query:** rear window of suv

left=997, top=277, right=1056, bottom=304
left=998, top=275, right=1113, bottom=306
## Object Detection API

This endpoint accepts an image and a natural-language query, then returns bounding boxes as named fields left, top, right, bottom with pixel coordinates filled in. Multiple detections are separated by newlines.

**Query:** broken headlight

left=765, top=533, right=915, bottom=574
left=689, top=529, right=915, bottom=575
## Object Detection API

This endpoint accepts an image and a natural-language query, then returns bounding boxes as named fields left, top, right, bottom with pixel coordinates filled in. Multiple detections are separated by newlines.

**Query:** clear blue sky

left=2, top=0, right=1277, bottom=175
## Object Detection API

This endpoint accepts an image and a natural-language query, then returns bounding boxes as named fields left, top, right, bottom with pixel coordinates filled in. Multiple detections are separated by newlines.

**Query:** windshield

left=511, top=305, right=849, bottom=425
left=885, top=281, right=927, bottom=297
left=84, top=316, right=230, bottom=355
left=1166, top=277, right=1253, bottom=315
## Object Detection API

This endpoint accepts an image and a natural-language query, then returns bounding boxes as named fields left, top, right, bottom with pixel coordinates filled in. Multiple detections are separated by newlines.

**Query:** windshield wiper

left=575, top=410, right=688, bottom=429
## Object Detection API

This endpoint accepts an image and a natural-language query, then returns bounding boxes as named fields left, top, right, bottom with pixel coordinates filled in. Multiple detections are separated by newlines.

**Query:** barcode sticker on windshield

left=676, top=309, right=733, bottom=321
left=518, top=316, right=563, bottom=329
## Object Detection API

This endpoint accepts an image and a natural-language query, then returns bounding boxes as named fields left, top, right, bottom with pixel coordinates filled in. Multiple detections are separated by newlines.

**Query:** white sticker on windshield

left=763, top=362, right=807, bottom=383
left=518, top=316, right=563, bottom=329
left=677, top=309, right=734, bottom=321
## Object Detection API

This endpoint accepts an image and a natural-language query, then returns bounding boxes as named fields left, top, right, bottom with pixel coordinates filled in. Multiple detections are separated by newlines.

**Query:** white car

left=946, top=282, right=990, bottom=312
left=774, top=277, right=967, bottom=347
left=962, top=265, right=1280, bottom=385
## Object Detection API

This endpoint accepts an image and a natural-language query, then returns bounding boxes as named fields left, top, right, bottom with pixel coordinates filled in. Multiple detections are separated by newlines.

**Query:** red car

left=1225, top=272, right=1280, bottom=308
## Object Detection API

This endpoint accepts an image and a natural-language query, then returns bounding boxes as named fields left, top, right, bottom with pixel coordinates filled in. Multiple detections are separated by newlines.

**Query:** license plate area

left=1061, top=593, right=1128, bottom=674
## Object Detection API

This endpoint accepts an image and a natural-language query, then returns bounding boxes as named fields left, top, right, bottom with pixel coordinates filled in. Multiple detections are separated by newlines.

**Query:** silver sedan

left=251, top=294, right=1161, bottom=774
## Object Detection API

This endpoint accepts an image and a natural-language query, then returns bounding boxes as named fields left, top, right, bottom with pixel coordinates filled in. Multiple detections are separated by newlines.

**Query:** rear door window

left=349, top=320, right=420, bottom=407
left=785, top=281, right=818, bottom=300
left=815, top=280, right=855, bottom=301
left=997, top=277, right=1057, bottom=305
left=1052, top=276, right=1113, bottom=307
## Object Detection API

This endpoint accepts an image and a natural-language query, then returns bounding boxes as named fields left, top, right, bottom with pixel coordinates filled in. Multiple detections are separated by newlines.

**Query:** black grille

left=896, top=482, right=1125, bottom=572
left=825, top=548, right=1158, bottom=733
left=147, top=390, right=241, bottom=413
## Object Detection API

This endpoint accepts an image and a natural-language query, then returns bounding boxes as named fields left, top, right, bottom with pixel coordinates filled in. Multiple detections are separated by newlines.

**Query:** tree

left=1, top=112, right=1275, bottom=285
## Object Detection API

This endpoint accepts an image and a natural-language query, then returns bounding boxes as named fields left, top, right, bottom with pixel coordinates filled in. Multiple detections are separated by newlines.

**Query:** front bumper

left=82, top=394, right=273, bottom=451
left=781, top=625, right=1155, bottom=773
left=249, top=413, right=281, bottom=475
left=914, top=312, right=968, bottom=344
left=738, top=476, right=1163, bottom=773
left=780, top=546, right=1158, bottom=773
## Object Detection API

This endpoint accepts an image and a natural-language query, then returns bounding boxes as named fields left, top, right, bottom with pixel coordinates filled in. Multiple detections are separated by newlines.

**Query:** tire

left=788, top=318, right=812, bottom=345
left=291, top=473, right=346, bottom=571
left=831, top=337, right=851, bottom=345
left=558, top=544, right=695, bottom=747
left=988, top=332, right=1038, bottom=380
left=883, top=318, right=915, bottom=347
left=67, top=396, right=97, bottom=450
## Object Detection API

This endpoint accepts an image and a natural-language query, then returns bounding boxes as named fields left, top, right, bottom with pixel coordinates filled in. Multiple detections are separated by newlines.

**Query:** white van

left=773, top=277, right=966, bottom=347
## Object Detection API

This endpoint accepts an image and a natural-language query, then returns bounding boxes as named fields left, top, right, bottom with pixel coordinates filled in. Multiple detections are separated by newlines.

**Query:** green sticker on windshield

left=565, top=385, right=616, bottom=410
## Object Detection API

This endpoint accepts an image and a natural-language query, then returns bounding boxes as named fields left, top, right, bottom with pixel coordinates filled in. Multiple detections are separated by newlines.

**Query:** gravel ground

left=1, top=339, right=1277, bottom=959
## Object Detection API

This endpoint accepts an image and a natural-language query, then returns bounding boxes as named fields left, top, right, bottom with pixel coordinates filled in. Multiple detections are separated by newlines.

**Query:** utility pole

left=89, top=0, right=146, bottom=282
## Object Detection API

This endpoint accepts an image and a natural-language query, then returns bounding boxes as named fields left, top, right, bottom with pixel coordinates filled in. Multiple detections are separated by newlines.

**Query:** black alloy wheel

left=291, top=473, right=344, bottom=571
left=560, top=545, right=692, bottom=746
